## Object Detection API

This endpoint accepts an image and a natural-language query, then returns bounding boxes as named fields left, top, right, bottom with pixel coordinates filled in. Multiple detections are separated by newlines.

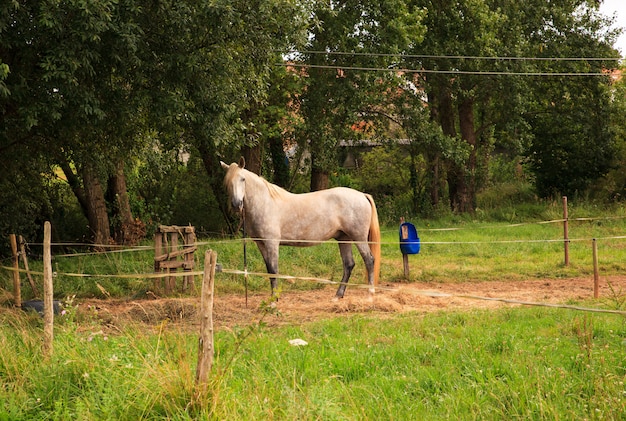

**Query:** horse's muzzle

left=231, top=198, right=244, bottom=213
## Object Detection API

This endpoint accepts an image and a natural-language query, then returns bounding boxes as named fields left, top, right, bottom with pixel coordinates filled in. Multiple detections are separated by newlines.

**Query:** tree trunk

left=437, top=85, right=457, bottom=139
left=426, top=90, right=445, bottom=208
left=108, top=161, right=139, bottom=245
left=427, top=152, right=441, bottom=208
left=196, top=138, right=239, bottom=235
left=310, top=167, right=330, bottom=191
left=432, top=81, right=470, bottom=213
left=241, top=143, right=262, bottom=175
left=81, top=164, right=111, bottom=247
left=60, top=160, right=88, bottom=217
left=268, top=134, right=289, bottom=187
left=455, top=97, right=477, bottom=213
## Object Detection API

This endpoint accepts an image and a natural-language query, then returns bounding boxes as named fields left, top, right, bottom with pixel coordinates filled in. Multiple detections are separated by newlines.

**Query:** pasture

left=2, top=205, right=626, bottom=419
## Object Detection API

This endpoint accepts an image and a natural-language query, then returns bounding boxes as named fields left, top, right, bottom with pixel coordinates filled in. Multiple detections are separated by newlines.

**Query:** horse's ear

left=220, top=161, right=229, bottom=171
left=238, top=156, right=245, bottom=169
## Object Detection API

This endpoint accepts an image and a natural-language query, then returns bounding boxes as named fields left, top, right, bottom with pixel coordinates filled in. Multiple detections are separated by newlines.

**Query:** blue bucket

left=399, top=222, right=420, bottom=255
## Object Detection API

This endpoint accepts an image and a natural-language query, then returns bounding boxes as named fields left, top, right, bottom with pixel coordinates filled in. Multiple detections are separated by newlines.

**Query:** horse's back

left=275, top=187, right=372, bottom=243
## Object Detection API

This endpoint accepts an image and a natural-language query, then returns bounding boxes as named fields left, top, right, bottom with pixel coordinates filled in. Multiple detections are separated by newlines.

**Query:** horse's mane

left=259, top=174, right=289, bottom=200
left=225, top=166, right=288, bottom=200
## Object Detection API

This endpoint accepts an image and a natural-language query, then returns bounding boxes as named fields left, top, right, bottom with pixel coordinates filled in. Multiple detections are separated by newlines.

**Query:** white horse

left=221, top=157, right=381, bottom=298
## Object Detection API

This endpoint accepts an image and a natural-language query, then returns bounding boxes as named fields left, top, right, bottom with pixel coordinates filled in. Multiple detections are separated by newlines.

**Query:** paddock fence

left=3, top=207, right=626, bottom=317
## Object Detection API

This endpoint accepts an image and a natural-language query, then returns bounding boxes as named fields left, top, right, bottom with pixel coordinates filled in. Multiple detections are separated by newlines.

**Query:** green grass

left=1, top=306, right=625, bottom=419
left=2, top=203, right=626, bottom=419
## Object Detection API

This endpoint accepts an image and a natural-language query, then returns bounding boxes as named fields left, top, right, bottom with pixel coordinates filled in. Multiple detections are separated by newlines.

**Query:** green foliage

left=1, top=0, right=625, bottom=251
left=0, top=158, right=54, bottom=256
left=355, top=146, right=411, bottom=198
left=587, top=68, right=626, bottom=202
left=47, top=178, right=90, bottom=243
left=300, top=0, right=427, bottom=184
left=527, top=76, right=617, bottom=198
left=1, top=305, right=625, bottom=419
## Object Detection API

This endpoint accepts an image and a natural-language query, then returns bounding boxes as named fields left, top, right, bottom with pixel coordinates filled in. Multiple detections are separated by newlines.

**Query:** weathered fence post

left=563, top=196, right=569, bottom=266
left=400, top=221, right=410, bottom=278
left=592, top=238, right=599, bottom=299
left=9, top=234, right=21, bottom=308
left=19, top=235, right=40, bottom=297
left=196, top=249, right=217, bottom=390
left=183, top=228, right=196, bottom=291
left=153, top=230, right=163, bottom=292
left=43, top=222, right=54, bottom=358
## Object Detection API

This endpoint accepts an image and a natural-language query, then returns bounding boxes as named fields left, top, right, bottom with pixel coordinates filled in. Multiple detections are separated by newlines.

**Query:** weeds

left=605, top=280, right=626, bottom=311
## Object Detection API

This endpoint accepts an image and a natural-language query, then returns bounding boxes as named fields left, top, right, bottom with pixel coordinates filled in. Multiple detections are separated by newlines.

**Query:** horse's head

left=220, top=157, right=246, bottom=212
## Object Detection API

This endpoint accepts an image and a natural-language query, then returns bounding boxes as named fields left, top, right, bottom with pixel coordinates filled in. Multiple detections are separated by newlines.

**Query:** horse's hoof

left=368, top=288, right=376, bottom=294
left=332, top=295, right=343, bottom=302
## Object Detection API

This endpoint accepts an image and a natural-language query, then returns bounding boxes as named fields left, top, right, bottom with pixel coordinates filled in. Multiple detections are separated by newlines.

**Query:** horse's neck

left=244, top=171, right=274, bottom=210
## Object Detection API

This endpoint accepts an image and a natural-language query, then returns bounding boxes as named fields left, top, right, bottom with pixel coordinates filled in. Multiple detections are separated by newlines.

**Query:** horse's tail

left=366, top=194, right=381, bottom=286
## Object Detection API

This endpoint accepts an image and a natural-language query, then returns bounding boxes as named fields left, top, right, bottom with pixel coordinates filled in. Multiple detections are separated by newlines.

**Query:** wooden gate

left=154, top=225, right=197, bottom=294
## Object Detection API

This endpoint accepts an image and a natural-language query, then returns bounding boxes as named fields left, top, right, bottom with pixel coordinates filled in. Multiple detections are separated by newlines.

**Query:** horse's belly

left=279, top=222, right=341, bottom=246
left=279, top=210, right=368, bottom=245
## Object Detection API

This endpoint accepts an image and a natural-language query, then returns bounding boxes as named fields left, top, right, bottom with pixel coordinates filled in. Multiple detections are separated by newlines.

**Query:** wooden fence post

left=401, top=224, right=410, bottom=279
left=183, top=227, right=196, bottom=291
left=19, top=235, right=40, bottom=297
left=9, top=234, right=21, bottom=308
left=592, top=239, right=599, bottom=299
left=43, top=222, right=54, bottom=358
left=563, top=196, right=569, bottom=267
left=154, top=231, right=163, bottom=292
left=196, top=249, right=217, bottom=389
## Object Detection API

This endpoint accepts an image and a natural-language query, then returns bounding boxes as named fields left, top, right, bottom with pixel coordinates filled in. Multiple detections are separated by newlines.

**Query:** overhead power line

left=287, top=50, right=623, bottom=62
left=278, top=62, right=615, bottom=77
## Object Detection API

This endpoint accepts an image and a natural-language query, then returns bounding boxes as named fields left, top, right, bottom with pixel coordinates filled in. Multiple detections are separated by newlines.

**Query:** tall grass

left=2, top=201, right=626, bottom=418
left=1, top=305, right=625, bottom=419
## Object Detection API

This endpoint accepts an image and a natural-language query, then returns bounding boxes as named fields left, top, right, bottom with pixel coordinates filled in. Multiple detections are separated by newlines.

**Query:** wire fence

left=3, top=212, right=626, bottom=316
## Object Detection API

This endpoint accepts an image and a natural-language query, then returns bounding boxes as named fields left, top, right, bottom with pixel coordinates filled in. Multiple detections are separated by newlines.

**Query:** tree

left=1, top=0, right=137, bottom=245
left=521, top=1, right=621, bottom=198
left=300, top=0, right=426, bottom=191
left=240, top=62, right=305, bottom=187
left=142, top=0, right=308, bottom=232
left=404, top=0, right=621, bottom=211
left=1, top=0, right=307, bottom=243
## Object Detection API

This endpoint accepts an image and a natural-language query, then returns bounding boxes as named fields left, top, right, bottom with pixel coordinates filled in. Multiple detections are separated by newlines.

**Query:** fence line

left=382, top=215, right=626, bottom=234
left=5, top=212, right=626, bottom=316
left=18, top=234, right=626, bottom=259
left=13, top=213, right=626, bottom=256
left=3, top=262, right=625, bottom=317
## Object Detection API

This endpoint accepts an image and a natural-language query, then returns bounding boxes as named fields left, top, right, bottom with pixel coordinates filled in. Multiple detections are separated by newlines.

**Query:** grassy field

left=1, top=203, right=626, bottom=419
left=1, top=303, right=625, bottom=419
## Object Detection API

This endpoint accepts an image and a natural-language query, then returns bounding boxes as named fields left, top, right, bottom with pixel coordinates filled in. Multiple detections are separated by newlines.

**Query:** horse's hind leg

left=335, top=242, right=355, bottom=298
left=354, top=242, right=375, bottom=294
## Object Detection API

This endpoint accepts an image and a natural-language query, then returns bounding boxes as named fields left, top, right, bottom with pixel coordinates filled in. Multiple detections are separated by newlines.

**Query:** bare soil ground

left=80, top=276, right=626, bottom=331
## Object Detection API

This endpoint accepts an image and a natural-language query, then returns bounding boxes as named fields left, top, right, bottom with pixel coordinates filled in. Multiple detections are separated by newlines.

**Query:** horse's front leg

left=335, top=242, right=355, bottom=298
left=256, top=240, right=280, bottom=297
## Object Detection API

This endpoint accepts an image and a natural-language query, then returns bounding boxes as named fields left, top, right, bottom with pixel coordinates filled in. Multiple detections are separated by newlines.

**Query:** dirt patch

left=77, top=276, right=626, bottom=330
